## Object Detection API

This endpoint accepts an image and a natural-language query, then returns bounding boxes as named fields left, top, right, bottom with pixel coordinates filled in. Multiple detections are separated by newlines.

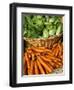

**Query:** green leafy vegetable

left=22, top=15, right=63, bottom=38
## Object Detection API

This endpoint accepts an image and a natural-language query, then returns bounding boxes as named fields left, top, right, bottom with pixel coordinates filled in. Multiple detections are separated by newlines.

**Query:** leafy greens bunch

left=23, top=15, right=63, bottom=38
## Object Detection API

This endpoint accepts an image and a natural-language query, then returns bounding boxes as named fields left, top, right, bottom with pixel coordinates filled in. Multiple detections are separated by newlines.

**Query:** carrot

left=37, top=56, right=53, bottom=73
left=52, top=46, right=58, bottom=56
left=46, top=69, right=49, bottom=74
left=40, top=55, right=55, bottom=67
left=52, top=43, right=63, bottom=57
left=28, top=53, right=31, bottom=58
left=58, top=51, right=63, bottom=58
left=36, top=59, right=45, bottom=74
left=52, top=43, right=58, bottom=51
left=23, top=54, right=27, bottom=74
left=46, top=62, right=54, bottom=71
left=52, top=59, right=62, bottom=66
left=55, top=57, right=62, bottom=63
left=31, top=46, right=51, bottom=53
left=30, top=60, right=34, bottom=74
left=27, top=48, right=33, bottom=54
left=40, top=55, right=51, bottom=62
left=23, top=42, right=63, bottom=75
left=55, top=47, right=59, bottom=57
left=58, top=43, right=63, bottom=55
left=44, top=54, right=61, bottom=63
left=44, top=55, right=62, bottom=67
left=34, top=61, right=39, bottom=74
left=45, top=51, right=54, bottom=56
left=31, top=53, right=35, bottom=61
left=58, top=43, right=62, bottom=51
left=49, top=56, right=62, bottom=62
left=25, top=52, right=31, bottom=75
left=23, top=54, right=27, bottom=75
left=24, top=63, right=27, bottom=75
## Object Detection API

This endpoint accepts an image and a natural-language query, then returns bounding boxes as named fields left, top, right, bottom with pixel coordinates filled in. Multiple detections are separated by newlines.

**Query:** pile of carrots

left=23, top=43, right=63, bottom=75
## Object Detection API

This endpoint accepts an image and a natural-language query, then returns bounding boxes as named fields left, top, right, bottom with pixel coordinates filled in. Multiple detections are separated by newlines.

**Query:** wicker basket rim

left=23, top=33, right=63, bottom=40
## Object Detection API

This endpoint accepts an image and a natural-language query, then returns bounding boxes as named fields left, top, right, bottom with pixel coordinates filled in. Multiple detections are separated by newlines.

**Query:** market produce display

left=22, top=15, right=63, bottom=75
left=23, top=43, right=63, bottom=75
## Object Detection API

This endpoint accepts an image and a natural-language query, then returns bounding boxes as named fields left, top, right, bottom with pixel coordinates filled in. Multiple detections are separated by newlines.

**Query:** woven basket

left=23, top=33, right=63, bottom=49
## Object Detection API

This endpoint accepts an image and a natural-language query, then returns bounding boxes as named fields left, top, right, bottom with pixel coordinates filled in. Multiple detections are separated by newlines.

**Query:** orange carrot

left=52, top=43, right=63, bottom=57
left=28, top=53, right=31, bottom=58
left=31, top=46, right=51, bottom=53
left=40, top=55, right=55, bottom=67
left=27, top=48, right=33, bottom=54
left=49, top=56, right=62, bottom=62
left=23, top=54, right=27, bottom=75
left=37, top=56, right=53, bottom=73
left=52, top=43, right=58, bottom=51
left=30, top=60, right=34, bottom=74
left=23, top=54, right=27, bottom=74
left=36, top=59, right=45, bottom=74
left=46, top=69, right=49, bottom=74
left=58, top=43, right=62, bottom=51
left=34, top=61, right=39, bottom=74
left=45, top=51, right=54, bottom=56
left=44, top=55, right=62, bottom=67
left=25, top=52, right=31, bottom=75
left=23, top=42, right=63, bottom=75
left=52, top=47, right=58, bottom=56
left=58, top=43, right=63, bottom=55
left=55, top=47, right=59, bottom=57
left=52, top=59, right=62, bottom=66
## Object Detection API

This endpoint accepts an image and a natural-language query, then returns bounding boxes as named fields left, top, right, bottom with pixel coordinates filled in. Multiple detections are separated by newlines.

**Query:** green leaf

left=43, top=29, right=49, bottom=38
left=49, top=29, right=56, bottom=36
left=56, top=24, right=62, bottom=35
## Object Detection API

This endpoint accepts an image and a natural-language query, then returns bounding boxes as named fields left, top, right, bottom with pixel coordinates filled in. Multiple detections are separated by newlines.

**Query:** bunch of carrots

left=23, top=43, right=63, bottom=75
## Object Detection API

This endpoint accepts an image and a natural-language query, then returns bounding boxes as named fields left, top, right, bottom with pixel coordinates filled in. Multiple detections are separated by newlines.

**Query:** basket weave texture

left=24, top=33, right=63, bottom=49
